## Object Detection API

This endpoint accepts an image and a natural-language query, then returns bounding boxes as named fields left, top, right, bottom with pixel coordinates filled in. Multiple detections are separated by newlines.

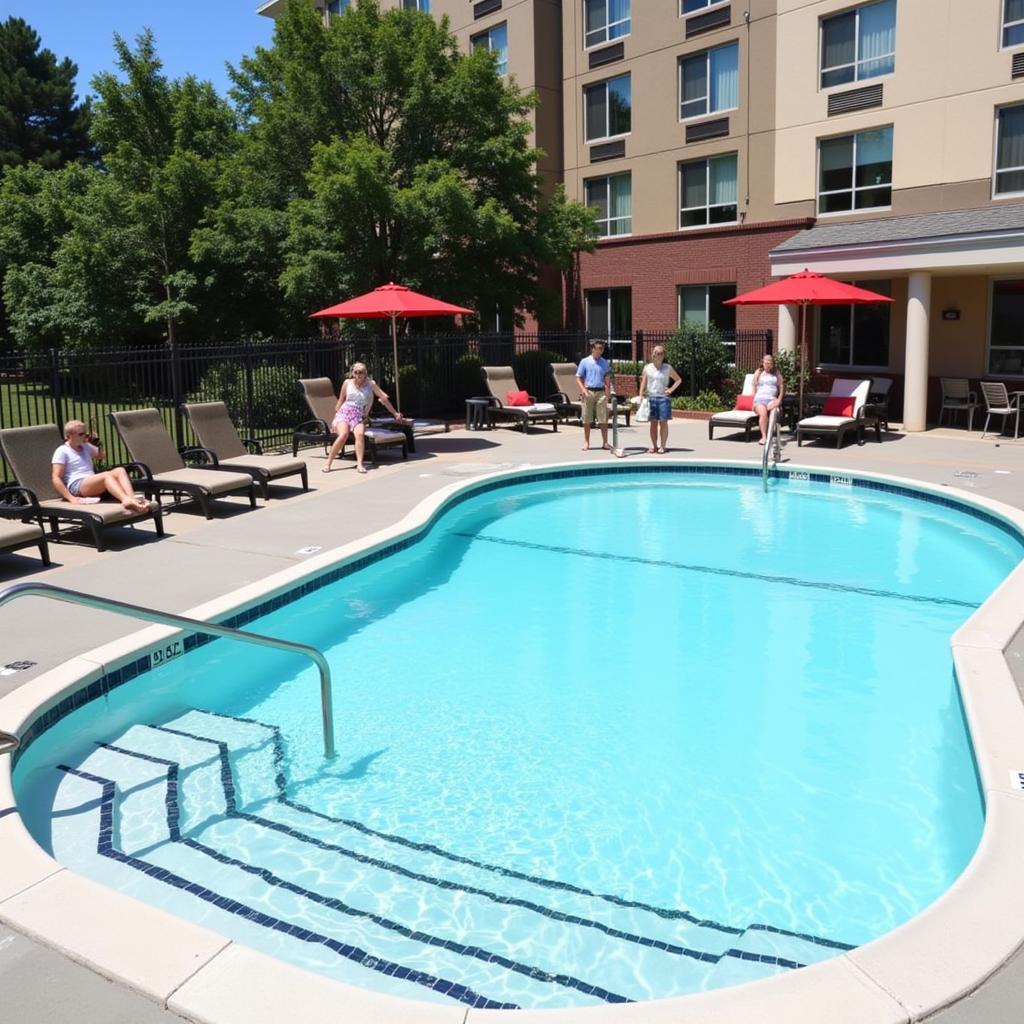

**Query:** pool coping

left=2, top=457, right=1024, bottom=1024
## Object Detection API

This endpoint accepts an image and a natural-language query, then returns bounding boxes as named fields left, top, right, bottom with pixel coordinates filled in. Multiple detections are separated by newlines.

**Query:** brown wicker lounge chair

left=480, top=366, right=560, bottom=433
left=181, top=402, right=308, bottom=499
left=292, top=378, right=409, bottom=462
left=548, top=363, right=631, bottom=427
left=0, top=486, right=51, bottom=565
left=796, top=379, right=874, bottom=448
left=0, top=424, right=163, bottom=551
left=107, top=409, right=257, bottom=517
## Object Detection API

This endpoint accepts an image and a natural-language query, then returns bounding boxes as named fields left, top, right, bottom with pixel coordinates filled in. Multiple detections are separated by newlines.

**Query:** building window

left=818, top=126, right=892, bottom=214
left=326, top=0, right=350, bottom=16
left=584, top=173, right=632, bottom=237
left=995, top=105, right=1024, bottom=196
left=818, top=279, right=891, bottom=367
left=584, top=74, right=631, bottom=142
left=585, top=288, right=632, bottom=356
left=472, top=23, right=508, bottom=76
left=679, top=43, right=738, bottom=121
left=681, top=0, right=727, bottom=12
left=584, top=0, right=630, bottom=49
left=678, top=153, right=738, bottom=228
left=820, top=0, right=896, bottom=89
left=679, top=284, right=737, bottom=359
left=1004, top=0, right=1024, bottom=48
left=990, top=280, right=1024, bottom=375
left=402, top=0, right=431, bottom=10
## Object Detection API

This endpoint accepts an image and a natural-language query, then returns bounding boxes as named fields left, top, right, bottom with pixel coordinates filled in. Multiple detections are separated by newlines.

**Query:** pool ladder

left=761, top=406, right=782, bottom=492
left=0, top=582, right=336, bottom=759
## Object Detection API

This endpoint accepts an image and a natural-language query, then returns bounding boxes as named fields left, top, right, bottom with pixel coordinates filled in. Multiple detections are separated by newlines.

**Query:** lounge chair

left=292, top=378, right=409, bottom=462
left=107, top=409, right=257, bottom=518
left=979, top=381, right=1022, bottom=439
left=0, top=424, right=164, bottom=551
left=181, top=402, right=309, bottom=499
left=708, top=374, right=759, bottom=441
left=796, top=379, right=874, bottom=448
left=939, top=378, right=978, bottom=431
left=480, top=366, right=560, bottom=433
left=0, top=487, right=51, bottom=565
left=866, top=377, right=894, bottom=435
left=547, top=363, right=631, bottom=426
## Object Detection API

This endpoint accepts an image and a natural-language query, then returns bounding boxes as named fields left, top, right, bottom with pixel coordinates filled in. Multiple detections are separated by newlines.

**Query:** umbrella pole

left=798, top=302, right=806, bottom=416
left=391, top=313, right=401, bottom=415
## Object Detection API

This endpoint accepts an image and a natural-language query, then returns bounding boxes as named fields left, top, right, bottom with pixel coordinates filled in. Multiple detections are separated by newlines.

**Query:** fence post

left=690, top=335, right=697, bottom=398
left=765, top=328, right=774, bottom=355
left=243, top=339, right=256, bottom=440
left=632, top=329, right=640, bottom=365
left=169, top=340, right=185, bottom=449
left=49, top=348, right=64, bottom=429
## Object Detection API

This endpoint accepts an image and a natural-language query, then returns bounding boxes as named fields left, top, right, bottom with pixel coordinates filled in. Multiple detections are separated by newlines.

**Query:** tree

left=0, top=17, right=93, bottom=174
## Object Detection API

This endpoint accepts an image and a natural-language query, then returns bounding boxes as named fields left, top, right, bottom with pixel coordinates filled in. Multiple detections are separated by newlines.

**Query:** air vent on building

left=827, top=83, right=884, bottom=116
left=1013, top=52, right=1024, bottom=78
left=589, top=140, right=626, bottom=163
left=589, top=42, right=625, bottom=69
left=686, top=117, right=730, bottom=143
left=686, top=5, right=731, bottom=37
left=473, top=0, right=501, bottom=18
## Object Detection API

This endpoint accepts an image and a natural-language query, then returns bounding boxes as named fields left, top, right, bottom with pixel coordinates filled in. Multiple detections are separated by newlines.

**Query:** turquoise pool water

left=14, top=470, right=1023, bottom=1009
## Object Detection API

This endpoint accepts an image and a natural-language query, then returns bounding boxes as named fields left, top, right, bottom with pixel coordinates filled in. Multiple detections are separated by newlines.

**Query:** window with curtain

left=678, top=153, right=738, bottom=227
left=989, top=279, right=1024, bottom=374
left=585, top=288, right=632, bottom=356
left=679, top=284, right=737, bottom=359
left=679, top=43, right=738, bottom=121
left=402, top=0, right=431, bottom=10
left=818, top=280, right=891, bottom=366
left=584, top=173, right=632, bottom=237
left=818, top=126, right=892, bottom=213
left=1004, top=0, right=1024, bottom=47
left=472, top=23, right=508, bottom=76
left=584, top=0, right=631, bottom=48
left=682, top=0, right=727, bottom=12
left=995, top=105, right=1024, bottom=196
left=584, top=74, right=631, bottom=141
left=820, top=0, right=896, bottom=89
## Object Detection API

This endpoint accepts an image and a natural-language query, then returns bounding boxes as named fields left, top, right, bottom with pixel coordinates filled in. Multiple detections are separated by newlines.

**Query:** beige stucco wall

left=927, top=277, right=993, bottom=377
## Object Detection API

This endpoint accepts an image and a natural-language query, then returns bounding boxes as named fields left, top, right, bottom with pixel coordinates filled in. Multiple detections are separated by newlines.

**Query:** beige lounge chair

left=0, top=424, right=163, bottom=551
left=480, top=366, right=560, bottom=433
left=107, top=409, right=257, bottom=518
left=796, top=379, right=873, bottom=448
left=292, top=378, right=409, bottom=462
left=0, top=486, right=51, bottom=564
left=939, top=378, right=978, bottom=431
left=548, top=363, right=631, bottom=426
left=708, top=374, right=759, bottom=441
left=181, top=402, right=308, bottom=499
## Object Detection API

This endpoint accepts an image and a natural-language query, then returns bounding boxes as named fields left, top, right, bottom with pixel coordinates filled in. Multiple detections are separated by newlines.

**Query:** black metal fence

left=0, top=328, right=772, bottom=481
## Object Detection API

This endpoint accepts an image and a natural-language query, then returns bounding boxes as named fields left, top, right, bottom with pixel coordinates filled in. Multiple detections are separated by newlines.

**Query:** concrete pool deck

left=2, top=417, right=1024, bottom=1023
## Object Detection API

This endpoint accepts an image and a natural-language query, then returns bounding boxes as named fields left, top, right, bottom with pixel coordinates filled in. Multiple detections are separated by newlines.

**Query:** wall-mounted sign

left=941, top=308, right=960, bottom=321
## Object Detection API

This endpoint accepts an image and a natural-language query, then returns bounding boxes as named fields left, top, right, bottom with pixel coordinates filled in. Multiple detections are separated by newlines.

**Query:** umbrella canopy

left=725, top=270, right=893, bottom=410
left=310, top=283, right=472, bottom=412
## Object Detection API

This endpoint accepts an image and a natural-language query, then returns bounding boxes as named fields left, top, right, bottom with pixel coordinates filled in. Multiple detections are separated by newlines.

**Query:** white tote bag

left=635, top=398, right=650, bottom=423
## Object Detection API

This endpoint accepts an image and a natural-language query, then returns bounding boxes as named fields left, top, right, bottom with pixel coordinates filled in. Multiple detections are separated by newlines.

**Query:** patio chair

left=181, top=402, right=308, bottom=499
left=866, top=377, right=894, bottom=435
left=708, top=374, right=759, bottom=441
left=939, top=378, right=978, bottom=431
left=292, top=378, right=409, bottom=462
left=0, top=487, right=51, bottom=565
left=480, top=366, right=560, bottom=433
left=107, top=409, right=257, bottom=518
left=0, top=424, right=164, bottom=551
left=547, top=363, right=631, bottom=427
left=979, top=381, right=1022, bottom=439
left=796, top=379, right=874, bottom=448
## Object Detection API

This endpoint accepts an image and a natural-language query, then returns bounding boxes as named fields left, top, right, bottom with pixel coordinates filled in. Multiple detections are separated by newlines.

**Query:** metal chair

left=979, top=381, right=1022, bottom=439
left=938, top=378, right=978, bottom=431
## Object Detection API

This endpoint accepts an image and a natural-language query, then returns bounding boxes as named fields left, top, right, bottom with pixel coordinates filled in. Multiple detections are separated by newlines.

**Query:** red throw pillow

left=735, top=394, right=754, bottom=411
left=823, top=396, right=856, bottom=417
left=506, top=390, right=532, bottom=407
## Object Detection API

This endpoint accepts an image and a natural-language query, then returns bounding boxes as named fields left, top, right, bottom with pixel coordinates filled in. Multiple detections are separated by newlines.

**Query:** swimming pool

left=8, top=465, right=1024, bottom=1011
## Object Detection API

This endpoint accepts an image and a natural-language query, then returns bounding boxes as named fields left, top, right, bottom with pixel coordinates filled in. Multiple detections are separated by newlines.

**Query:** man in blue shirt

left=576, top=340, right=612, bottom=450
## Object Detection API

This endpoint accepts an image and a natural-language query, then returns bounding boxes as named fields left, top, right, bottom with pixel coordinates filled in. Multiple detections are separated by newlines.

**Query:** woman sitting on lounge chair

left=323, top=364, right=408, bottom=475
left=52, top=419, right=150, bottom=513
left=752, top=354, right=785, bottom=446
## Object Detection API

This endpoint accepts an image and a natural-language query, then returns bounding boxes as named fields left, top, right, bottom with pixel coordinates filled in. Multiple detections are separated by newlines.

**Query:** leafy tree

left=0, top=17, right=93, bottom=174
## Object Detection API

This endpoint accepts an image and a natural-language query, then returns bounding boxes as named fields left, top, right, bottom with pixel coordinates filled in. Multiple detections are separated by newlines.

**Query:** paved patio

left=1, top=417, right=1023, bottom=1022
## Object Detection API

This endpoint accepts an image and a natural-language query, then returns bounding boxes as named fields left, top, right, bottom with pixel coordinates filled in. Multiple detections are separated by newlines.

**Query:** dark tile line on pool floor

left=58, top=764, right=521, bottom=1011
left=143, top=722, right=806, bottom=972
left=194, top=707, right=854, bottom=952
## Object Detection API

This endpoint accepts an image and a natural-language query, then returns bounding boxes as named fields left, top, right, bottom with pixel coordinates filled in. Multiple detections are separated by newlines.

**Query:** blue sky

left=4, top=1, right=277, bottom=100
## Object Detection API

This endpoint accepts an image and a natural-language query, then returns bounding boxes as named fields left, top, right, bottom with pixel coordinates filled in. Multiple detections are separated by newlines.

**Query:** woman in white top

left=323, top=363, right=408, bottom=474
left=51, top=419, right=150, bottom=512
left=752, top=353, right=785, bottom=445
left=637, top=345, right=682, bottom=454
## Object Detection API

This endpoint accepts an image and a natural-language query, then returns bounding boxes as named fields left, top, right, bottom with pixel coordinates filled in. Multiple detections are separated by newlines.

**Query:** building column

left=904, top=271, right=932, bottom=432
left=777, top=304, right=797, bottom=355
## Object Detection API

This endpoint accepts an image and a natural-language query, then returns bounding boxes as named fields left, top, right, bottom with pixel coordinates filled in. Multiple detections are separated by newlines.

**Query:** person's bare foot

left=581, top=443, right=590, bottom=451
left=356, top=466, right=367, bottom=474
left=321, top=465, right=333, bottom=473
left=657, top=447, right=667, bottom=454
left=647, top=447, right=657, bottom=454
left=602, top=442, right=612, bottom=450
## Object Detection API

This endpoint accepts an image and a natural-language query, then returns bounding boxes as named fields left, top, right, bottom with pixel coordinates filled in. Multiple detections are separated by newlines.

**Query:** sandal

left=647, top=447, right=657, bottom=454
left=657, top=447, right=667, bottom=454
left=321, top=466, right=333, bottom=474
left=356, top=466, right=367, bottom=474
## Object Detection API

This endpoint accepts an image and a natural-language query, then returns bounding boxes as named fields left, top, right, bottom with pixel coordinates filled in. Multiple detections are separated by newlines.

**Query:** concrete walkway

left=1, top=418, right=1023, bottom=1022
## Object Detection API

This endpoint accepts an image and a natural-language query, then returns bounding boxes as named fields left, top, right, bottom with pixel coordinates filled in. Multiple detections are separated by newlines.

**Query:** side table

left=465, top=397, right=492, bottom=430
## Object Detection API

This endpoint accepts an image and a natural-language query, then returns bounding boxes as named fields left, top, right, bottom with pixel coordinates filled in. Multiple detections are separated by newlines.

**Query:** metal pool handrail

left=0, top=582, right=336, bottom=759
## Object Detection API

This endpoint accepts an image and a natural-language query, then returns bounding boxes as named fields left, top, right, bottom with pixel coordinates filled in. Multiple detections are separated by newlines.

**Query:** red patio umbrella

left=311, top=282, right=472, bottom=413
left=725, top=269, right=893, bottom=413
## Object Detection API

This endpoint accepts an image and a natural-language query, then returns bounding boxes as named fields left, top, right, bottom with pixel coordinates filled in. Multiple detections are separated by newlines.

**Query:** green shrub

left=512, top=348, right=565, bottom=399
left=397, top=363, right=418, bottom=413
left=186, top=360, right=306, bottom=430
left=672, top=390, right=728, bottom=412
left=454, top=353, right=484, bottom=400
left=665, top=322, right=731, bottom=395
left=772, top=350, right=810, bottom=395
left=611, top=359, right=643, bottom=375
